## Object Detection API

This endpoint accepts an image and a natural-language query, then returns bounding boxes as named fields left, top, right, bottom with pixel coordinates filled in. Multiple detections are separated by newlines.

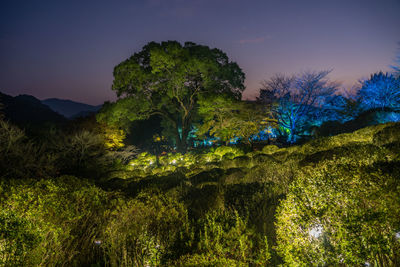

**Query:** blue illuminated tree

left=358, top=72, right=400, bottom=110
left=259, top=70, right=338, bottom=143
left=320, top=93, right=362, bottom=123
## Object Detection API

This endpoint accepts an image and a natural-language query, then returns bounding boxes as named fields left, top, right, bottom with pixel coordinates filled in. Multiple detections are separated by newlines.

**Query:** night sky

left=1, top=0, right=399, bottom=105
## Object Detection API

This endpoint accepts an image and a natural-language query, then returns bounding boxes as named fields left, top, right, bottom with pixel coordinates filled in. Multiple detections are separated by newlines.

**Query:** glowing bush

left=261, top=144, right=280, bottom=154
left=174, top=209, right=270, bottom=266
left=276, top=161, right=400, bottom=266
left=129, top=152, right=157, bottom=169
left=0, top=176, right=109, bottom=265
left=214, top=146, right=244, bottom=158
left=101, top=192, right=189, bottom=266
left=0, top=211, right=42, bottom=266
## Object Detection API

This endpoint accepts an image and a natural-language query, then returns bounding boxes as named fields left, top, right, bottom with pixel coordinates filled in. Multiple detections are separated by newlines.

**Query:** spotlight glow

left=309, top=224, right=323, bottom=239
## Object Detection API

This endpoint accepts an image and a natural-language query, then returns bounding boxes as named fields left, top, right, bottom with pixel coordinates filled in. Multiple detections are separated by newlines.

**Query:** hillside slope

left=105, top=122, right=400, bottom=265
left=1, top=121, right=399, bottom=266
left=42, top=98, right=101, bottom=118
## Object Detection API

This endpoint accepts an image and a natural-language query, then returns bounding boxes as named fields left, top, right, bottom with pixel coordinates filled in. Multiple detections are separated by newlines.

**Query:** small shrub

left=262, top=145, right=280, bottom=154
left=231, top=155, right=253, bottom=168
left=251, top=153, right=276, bottom=165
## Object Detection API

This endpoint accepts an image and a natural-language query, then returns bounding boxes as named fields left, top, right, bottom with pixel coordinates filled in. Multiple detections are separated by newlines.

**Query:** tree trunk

left=181, top=125, right=190, bottom=153
left=175, top=126, right=189, bottom=153
left=177, top=114, right=192, bottom=153
left=289, top=121, right=296, bottom=144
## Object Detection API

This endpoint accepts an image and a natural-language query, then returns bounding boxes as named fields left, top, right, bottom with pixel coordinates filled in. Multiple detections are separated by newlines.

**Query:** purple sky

left=1, top=0, right=399, bottom=105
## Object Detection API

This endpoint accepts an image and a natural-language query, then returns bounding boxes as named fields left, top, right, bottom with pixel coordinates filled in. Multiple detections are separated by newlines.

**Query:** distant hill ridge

left=0, top=92, right=67, bottom=126
left=41, top=98, right=102, bottom=118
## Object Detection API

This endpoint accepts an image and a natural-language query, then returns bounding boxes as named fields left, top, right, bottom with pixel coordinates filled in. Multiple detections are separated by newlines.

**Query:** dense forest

left=1, top=41, right=400, bottom=266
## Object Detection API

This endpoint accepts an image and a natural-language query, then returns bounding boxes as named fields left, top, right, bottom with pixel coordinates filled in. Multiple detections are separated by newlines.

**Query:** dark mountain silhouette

left=42, top=98, right=102, bottom=118
left=0, top=92, right=67, bottom=126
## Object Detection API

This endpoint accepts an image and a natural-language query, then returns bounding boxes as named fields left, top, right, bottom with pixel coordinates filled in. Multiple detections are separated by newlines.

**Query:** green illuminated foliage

left=99, top=41, right=245, bottom=152
left=197, top=96, right=275, bottom=145
left=54, top=130, right=110, bottom=178
left=102, top=124, right=126, bottom=150
left=261, top=145, right=280, bottom=154
left=0, top=176, right=108, bottom=266
left=102, top=192, right=189, bottom=266
left=0, top=211, right=42, bottom=266
left=174, top=209, right=271, bottom=266
left=2, top=107, right=400, bottom=267
left=276, top=157, right=400, bottom=266
left=72, top=115, right=127, bottom=150
left=129, top=152, right=157, bottom=169
left=0, top=120, right=56, bottom=179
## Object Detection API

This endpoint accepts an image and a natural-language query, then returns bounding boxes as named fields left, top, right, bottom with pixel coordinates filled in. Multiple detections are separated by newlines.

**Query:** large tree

left=259, top=71, right=338, bottom=143
left=98, top=41, right=245, bottom=152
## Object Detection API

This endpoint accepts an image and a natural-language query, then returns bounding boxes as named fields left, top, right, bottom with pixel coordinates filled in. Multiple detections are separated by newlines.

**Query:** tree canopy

left=98, top=41, right=245, bottom=152
left=196, top=96, right=275, bottom=145
left=259, top=70, right=338, bottom=143
left=358, top=72, right=400, bottom=111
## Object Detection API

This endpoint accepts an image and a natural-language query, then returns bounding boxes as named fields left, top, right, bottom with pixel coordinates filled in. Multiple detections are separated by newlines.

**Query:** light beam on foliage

left=309, top=224, right=323, bottom=239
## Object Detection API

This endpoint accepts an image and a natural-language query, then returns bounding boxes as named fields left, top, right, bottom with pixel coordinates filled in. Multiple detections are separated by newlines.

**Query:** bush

left=101, top=192, right=189, bottom=266
left=261, top=145, right=280, bottom=154
left=174, top=209, right=270, bottom=266
left=245, top=160, right=295, bottom=193
left=0, top=120, right=56, bottom=178
left=213, top=146, right=244, bottom=158
left=373, top=123, right=400, bottom=146
left=276, top=161, right=400, bottom=266
left=300, top=143, right=392, bottom=167
left=0, top=211, right=42, bottom=266
left=0, top=176, right=109, bottom=266
left=251, top=153, right=276, bottom=165
left=190, top=168, right=225, bottom=187
left=231, top=155, right=253, bottom=168
left=53, top=130, right=111, bottom=179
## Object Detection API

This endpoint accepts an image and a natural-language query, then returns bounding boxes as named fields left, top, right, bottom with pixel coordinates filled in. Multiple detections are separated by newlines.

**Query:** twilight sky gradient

left=1, top=0, right=399, bottom=105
